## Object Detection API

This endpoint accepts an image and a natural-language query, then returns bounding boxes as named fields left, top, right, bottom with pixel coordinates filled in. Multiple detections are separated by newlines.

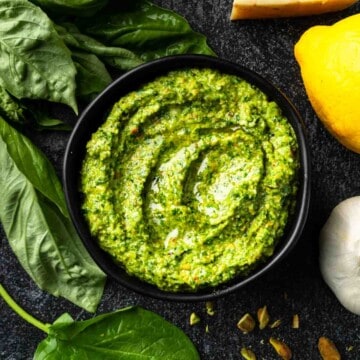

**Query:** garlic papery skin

left=319, top=196, right=360, bottom=316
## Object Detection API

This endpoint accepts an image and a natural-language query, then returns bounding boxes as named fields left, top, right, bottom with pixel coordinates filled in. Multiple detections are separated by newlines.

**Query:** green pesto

left=81, top=68, right=299, bottom=292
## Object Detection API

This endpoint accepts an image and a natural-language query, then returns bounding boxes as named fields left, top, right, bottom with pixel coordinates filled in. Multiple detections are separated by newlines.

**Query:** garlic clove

left=319, top=196, right=360, bottom=315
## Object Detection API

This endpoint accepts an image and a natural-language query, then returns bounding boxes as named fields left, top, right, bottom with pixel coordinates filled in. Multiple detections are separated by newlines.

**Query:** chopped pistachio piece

left=206, top=301, right=215, bottom=316
left=269, top=319, right=282, bottom=329
left=205, top=324, right=210, bottom=333
left=190, top=312, right=201, bottom=326
left=237, top=313, right=256, bottom=334
left=292, top=314, right=299, bottom=329
left=257, top=305, right=270, bottom=330
left=240, top=347, right=257, bottom=360
left=318, top=337, right=341, bottom=360
left=269, top=337, right=292, bottom=360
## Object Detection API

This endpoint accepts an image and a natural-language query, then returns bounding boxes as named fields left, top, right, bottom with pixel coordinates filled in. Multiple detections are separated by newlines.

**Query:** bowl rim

left=63, top=54, right=311, bottom=301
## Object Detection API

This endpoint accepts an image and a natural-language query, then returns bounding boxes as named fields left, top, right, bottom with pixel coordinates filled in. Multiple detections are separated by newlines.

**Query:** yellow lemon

left=294, top=14, right=360, bottom=153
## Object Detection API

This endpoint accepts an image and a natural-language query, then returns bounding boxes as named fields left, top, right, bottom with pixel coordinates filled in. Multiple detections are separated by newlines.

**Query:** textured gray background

left=1, top=1, right=360, bottom=359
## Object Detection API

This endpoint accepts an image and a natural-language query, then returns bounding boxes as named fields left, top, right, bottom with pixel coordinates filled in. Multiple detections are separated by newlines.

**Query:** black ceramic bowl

left=63, top=55, right=310, bottom=301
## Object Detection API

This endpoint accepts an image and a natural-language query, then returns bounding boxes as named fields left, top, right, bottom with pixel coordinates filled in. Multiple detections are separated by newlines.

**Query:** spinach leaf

left=56, top=23, right=143, bottom=71
left=0, top=285, right=200, bottom=360
left=32, top=116, right=71, bottom=130
left=0, top=86, right=26, bottom=124
left=75, top=0, right=215, bottom=62
left=34, top=307, right=200, bottom=360
left=0, top=0, right=77, bottom=113
left=30, top=0, right=108, bottom=17
left=0, top=117, right=106, bottom=312
left=26, top=102, right=73, bottom=131
left=72, top=51, right=112, bottom=102
left=0, top=88, right=72, bottom=131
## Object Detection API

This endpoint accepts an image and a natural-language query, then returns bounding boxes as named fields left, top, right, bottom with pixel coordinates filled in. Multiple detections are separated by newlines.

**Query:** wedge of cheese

left=231, top=0, right=357, bottom=20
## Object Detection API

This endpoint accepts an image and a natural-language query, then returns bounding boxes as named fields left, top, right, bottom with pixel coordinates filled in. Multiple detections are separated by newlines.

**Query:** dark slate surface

left=1, top=1, right=360, bottom=359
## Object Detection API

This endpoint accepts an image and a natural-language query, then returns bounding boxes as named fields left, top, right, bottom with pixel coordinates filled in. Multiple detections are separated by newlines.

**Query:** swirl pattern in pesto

left=81, top=68, right=299, bottom=292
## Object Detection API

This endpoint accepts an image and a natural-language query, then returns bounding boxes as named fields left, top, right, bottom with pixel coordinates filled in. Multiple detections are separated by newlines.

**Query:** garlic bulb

left=319, top=196, right=360, bottom=315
